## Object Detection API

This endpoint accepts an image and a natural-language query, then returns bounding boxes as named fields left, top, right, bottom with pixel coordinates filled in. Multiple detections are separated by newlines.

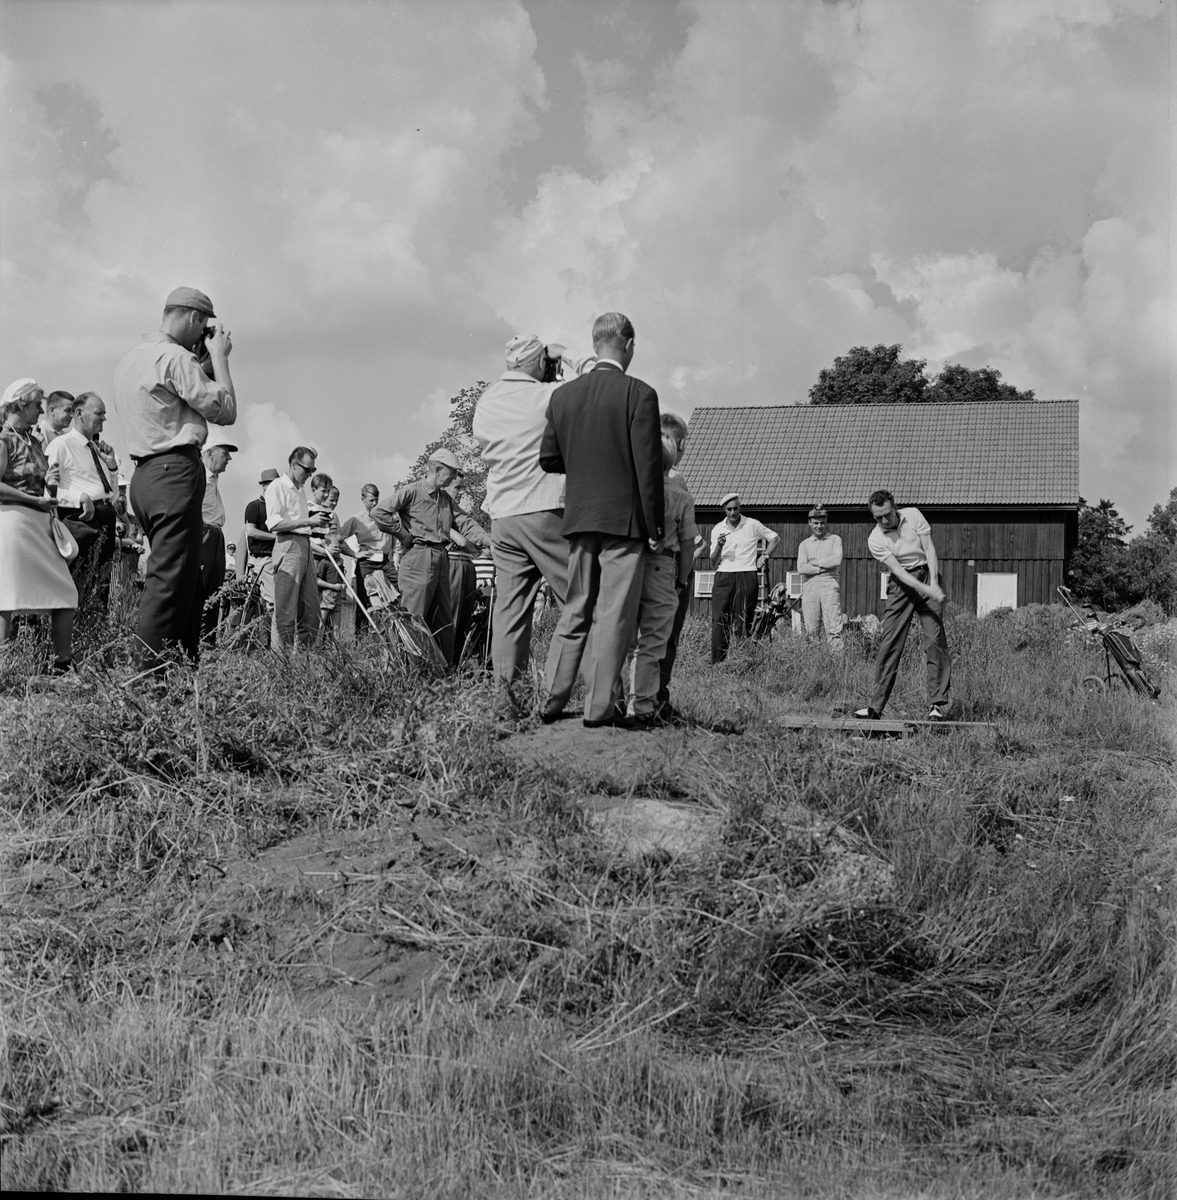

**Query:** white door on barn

left=976, top=572, right=1018, bottom=615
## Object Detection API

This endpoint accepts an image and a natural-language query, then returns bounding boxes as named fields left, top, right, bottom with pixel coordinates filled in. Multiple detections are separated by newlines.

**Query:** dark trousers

left=199, top=525, right=227, bottom=644
left=398, top=544, right=454, bottom=663
left=657, top=573, right=693, bottom=704
left=61, top=502, right=117, bottom=615
left=711, top=570, right=757, bottom=663
left=129, top=448, right=205, bottom=669
left=447, top=555, right=478, bottom=662
left=870, top=565, right=951, bottom=714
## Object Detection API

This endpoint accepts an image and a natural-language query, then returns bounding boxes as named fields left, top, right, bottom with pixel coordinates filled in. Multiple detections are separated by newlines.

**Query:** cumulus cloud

left=474, top=0, right=1170, bottom=522
left=0, top=0, right=1169, bottom=530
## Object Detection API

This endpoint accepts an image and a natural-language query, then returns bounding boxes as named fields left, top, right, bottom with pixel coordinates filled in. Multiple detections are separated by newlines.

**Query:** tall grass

left=1, top=596, right=1173, bottom=1196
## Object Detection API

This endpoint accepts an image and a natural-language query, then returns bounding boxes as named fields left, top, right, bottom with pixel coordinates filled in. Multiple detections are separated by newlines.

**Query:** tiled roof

left=678, top=401, right=1079, bottom=507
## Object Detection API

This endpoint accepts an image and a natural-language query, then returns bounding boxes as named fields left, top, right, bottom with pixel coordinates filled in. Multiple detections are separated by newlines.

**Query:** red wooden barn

left=676, top=400, right=1080, bottom=618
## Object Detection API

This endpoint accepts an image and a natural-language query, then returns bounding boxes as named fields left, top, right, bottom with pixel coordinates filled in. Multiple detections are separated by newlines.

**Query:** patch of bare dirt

left=504, top=720, right=743, bottom=798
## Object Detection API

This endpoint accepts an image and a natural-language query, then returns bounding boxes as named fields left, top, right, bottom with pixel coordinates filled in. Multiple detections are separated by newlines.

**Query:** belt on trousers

left=410, top=540, right=447, bottom=553
left=449, top=550, right=474, bottom=563
left=659, top=548, right=676, bottom=560
left=58, top=500, right=114, bottom=519
left=130, top=445, right=201, bottom=466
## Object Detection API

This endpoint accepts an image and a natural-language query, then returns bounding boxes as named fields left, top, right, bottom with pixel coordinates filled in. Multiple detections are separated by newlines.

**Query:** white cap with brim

left=720, top=492, right=740, bottom=507
left=505, top=333, right=544, bottom=369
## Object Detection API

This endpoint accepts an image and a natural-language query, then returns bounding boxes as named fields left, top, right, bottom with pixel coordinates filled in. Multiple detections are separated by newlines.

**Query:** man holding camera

left=472, top=333, right=578, bottom=713
left=265, top=446, right=327, bottom=650
left=113, top=286, right=236, bottom=673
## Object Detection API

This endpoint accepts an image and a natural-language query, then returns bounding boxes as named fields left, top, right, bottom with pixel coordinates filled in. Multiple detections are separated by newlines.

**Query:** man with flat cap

left=472, top=333, right=580, bottom=714
left=243, top=468, right=279, bottom=611
left=539, top=311, right=664, bottom=728
left=373, top=448, right=489, bottom=664
left=200, top=436, right=237, bottom=643
left=113, top=286, right=236, bottom=673
left=708, top=492, right=779, bottom=663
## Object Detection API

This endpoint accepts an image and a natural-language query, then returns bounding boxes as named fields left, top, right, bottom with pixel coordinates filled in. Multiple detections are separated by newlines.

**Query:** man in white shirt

left=707, top=492, right=780, bottom=662
left=200, top=438, right=236, bottom=643
left=472, top=333, right=577, bottom=713
left=855, top=489, right=951, bottom=720
left=797, top=504, right=844, bottom=650
left=266, top=446, right=327, bottom=650
left=47, top=391, right=119, bottom=612
left=36, top=391, right=77, bottom=450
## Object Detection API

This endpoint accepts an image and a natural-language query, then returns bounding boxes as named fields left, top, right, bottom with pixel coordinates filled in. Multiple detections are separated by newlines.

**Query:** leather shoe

left=584, top=714, right=635, bottom=729
left=852, top=706, right=881, bottom=720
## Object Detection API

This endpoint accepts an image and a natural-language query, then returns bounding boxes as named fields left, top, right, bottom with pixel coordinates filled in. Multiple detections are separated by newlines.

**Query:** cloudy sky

left=1, top=0, right=1170, bottom=532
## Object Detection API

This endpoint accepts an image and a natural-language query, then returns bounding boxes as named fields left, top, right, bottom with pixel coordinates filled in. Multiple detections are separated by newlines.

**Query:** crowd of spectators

left=2, top=289, right=951, bottom=721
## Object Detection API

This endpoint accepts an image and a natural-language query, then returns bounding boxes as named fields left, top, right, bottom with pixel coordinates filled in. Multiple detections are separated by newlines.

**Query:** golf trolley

left=749, top=572, right=804, bottom=641
left=1058, top=586, right=1161, bottom=699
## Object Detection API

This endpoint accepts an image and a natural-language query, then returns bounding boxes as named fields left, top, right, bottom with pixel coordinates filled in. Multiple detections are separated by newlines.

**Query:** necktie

left=87, top=440, right=113, bottom=497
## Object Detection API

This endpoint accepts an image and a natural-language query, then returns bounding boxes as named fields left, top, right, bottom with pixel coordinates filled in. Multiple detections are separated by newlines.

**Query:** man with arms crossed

left=797, top=504, right=844, bottom=650
left=472, top=334, right=576, bottom=716
left=539, top=312, right=664, bottom=728
left=854, top=489, right=951, bottom=721
left=708, top=493, right=779, bottom=663
left=113, top=286, right=236, bottom=673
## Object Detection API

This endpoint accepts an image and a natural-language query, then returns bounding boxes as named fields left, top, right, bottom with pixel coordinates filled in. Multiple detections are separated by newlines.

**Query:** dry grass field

left=1, top=592, right=1174, bottom=1198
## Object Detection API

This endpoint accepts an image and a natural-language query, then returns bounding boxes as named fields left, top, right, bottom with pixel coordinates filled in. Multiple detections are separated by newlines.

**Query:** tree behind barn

left=808, top=345, right=928, bottom=405
left=809, top=344, right=1035, bottom=405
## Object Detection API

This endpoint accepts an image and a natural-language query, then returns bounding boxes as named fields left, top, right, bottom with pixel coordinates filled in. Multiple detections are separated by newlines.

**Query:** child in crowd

left=627, top=430, right=698, bottom=726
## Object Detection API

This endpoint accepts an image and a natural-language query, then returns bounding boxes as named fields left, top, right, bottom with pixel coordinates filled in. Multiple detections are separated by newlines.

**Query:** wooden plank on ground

left=777, top=715, right=997, bottom=735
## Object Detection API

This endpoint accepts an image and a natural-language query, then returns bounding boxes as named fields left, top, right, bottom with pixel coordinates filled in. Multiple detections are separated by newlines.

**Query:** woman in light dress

left=0, top=378, right=78, bottom=672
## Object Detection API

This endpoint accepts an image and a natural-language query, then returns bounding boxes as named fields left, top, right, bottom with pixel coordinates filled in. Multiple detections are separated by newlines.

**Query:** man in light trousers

left=797, top=504, right=844, bottom=650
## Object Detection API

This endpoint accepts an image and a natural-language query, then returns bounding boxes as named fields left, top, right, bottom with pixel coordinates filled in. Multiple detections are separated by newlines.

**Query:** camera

left=540, top=342, right=568, bottom=383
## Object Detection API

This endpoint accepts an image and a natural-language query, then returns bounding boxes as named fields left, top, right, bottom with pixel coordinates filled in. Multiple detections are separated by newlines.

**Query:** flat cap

left=429, top=447, right=462, bottom=471
left=720, top=492, right=740, bottom=507
left=505, top=333, right=544, bottom=369
left=259, top=468, right=280, bottom=485
left=166, top=286, right=216, bottom=317
left=206, top=437, right=238, bottom=452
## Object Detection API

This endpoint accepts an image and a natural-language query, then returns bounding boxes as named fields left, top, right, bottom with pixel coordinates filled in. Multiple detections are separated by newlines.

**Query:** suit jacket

left=539, top=362, right=664, bottom=541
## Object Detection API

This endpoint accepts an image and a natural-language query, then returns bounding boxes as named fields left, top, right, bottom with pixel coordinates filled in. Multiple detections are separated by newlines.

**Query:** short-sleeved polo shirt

left=868, top=507, right=931, bottom=568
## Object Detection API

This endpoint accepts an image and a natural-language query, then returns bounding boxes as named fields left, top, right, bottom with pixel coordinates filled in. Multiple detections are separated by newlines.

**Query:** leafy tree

left=1124, top=487, right=1177, bottom=614
left=925, top=363, right=1035, bottom=403
left=397, top=381, right=490, bottom=531
left=809, top=345, right=1034, bottom=405
left=1142, top=486, right=1177, bottom=545
left=1069, top=496, right=1132, bottom=610
left=808, top=344, right=929, bottom=405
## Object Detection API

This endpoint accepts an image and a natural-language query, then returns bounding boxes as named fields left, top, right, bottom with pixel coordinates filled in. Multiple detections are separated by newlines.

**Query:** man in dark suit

left=539, top=312, right=664, bottom=727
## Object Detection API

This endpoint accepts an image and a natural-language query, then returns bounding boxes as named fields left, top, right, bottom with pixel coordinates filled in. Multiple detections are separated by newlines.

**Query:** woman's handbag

left=49, top=514, right=80, bottom=562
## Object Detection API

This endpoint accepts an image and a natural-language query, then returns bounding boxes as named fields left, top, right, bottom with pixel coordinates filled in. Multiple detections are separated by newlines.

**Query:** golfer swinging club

left=855, top=489, right=951, bottom=721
